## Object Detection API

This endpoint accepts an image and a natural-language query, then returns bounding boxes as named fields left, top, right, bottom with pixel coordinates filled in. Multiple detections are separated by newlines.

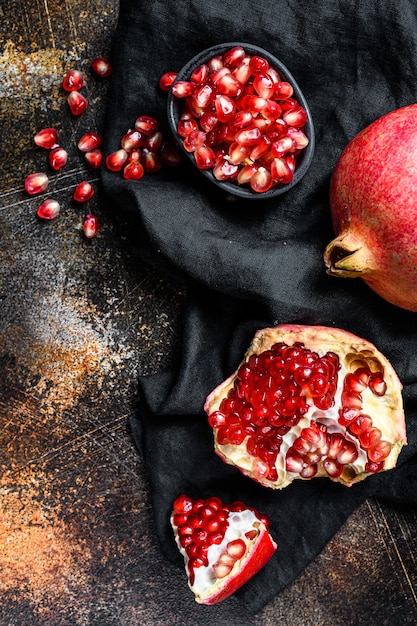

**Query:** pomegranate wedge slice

left=171, top=495, right=277, bottom=604
left=205, top=324, right=406, bottom=489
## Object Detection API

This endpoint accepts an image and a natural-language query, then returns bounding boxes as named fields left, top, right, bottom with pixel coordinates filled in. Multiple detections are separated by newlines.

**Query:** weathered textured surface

left=0, top=2, right=416, bottom=625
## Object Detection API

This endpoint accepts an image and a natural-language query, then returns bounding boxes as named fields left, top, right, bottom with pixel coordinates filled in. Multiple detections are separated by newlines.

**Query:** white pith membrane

left=204, top=325, right=407, bottom=489
left=171, top=507, right=275, bottom=604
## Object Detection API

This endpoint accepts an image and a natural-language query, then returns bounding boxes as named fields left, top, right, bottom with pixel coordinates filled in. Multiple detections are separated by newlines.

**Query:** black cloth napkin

left=101, top=0, right=417, bottom=613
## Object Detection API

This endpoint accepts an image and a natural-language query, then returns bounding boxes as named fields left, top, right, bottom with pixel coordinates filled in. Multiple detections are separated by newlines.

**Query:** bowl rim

left=167, top=41, right=315, bottom=200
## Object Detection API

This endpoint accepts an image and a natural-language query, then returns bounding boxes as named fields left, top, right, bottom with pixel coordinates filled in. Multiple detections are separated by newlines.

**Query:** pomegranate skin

left=205, top=325, right=406, bottom=489
left=324, top=104, right=417, bottom=312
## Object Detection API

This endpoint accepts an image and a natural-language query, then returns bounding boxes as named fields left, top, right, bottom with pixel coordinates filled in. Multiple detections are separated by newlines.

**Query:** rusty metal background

left=1, top=2, right=416, bottom=625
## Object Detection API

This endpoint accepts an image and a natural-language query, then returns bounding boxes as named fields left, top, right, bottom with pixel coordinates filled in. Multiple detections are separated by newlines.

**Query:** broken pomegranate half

left=205, top=325, right=406, bottom=489
left=171, top=494, right=277, bottom=604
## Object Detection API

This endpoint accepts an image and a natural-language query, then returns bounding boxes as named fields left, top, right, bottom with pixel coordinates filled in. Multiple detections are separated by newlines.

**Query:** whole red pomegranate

left=171, top=494, right=277, bottom=604
left=323, top=104, right=417, bottom=311
left=204, top=325, right=406, bottom=489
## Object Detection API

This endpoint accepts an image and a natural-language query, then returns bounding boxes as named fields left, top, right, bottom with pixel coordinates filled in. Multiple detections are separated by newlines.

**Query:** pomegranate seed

left=83, top=214, right=99, bottom=238
left=270, top=157, right=294, bottom=184
left=287, top=128, right=309, bottom=150
left=208, top=54, right=223, bottom=71
left=216, top=73, right=243, bottom=98
left=84, top=149, right=103, bottom=169
left=48, top=147, right=68, bottom=170
left=25, top=172, right=48, bottom=195
left=67, top=91, right=88, bottom=115
left=134, top=115, right=159, bottom=135
left=62, top=69, right=84, bottom=91
left=235, top=126, right=262, bottom=146
left=253, top=73, right=275, bottom=99
left=323, top=457, right=343, bottom=478
left=74, top=181, right=94, bottom=202
left=120, top=129, right=145, bottom=150
left=223, top=46, right=246, bottom=68
left=160, top=142, right=181, bottom=167
left=171, top=81, right=195, bottom=98
left=214, top=94, right=236, bottom=122
left=239, top=94, right=267, bottom=113
left=78, top=132, right=102, bottom=152
left=106, top=149, right=128, bottom=171
left=183, top=130, right=206, bottom=152
left=237, top=163, right=259, bottom=184
left=159, top=71, right=178, bottom=91
left=192, top=83, right=214, bottom=108
left=337, top=441, right=359, bottom=464
left=368, top=440, right=392, bottom=463
left=37, top=198, right=60, bottom=220
left=34, top=127, right=58, bottom=149
left=232, top=57, right=252, bottom=84
left=228, top=142, right=251, bottom=165
left=91, top=57, right=112, bottom=78
left=213, top=157, right=239, bottom=181
left=359, top=426, right=382, bottom=449
left=123, top=161, right=145, bottom=180
left=145, top=131, right=163, bottom=152
left=190, top=64, right=209, bottom=84
left=271, top=137, right=294, bottom=157
left=141, top=148, right=162, bottom=173
left=283, top=106, right=308, bottom=128
left=368, top=372, right=387, bottom=396
left=250, top=167, right=272, bottom=193
left=177, top=118, right=199, bottom=137
left=273, top=81, right=294, bottom=99
left=194, top=144, right=216, bottom=169
left=249, top=55, right=269, bottom=74
left=226, top=539, right=246, bottom=559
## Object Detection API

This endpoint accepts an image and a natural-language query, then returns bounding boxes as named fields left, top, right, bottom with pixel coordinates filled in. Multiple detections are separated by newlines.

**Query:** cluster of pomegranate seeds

left=209, top=342, right=339, bottom=482
left=285, top=366, right=392, bottom=478
left=105, top=114, right=180, bottom=180
left=25, top=57, right=114, bottom=235
left=165, top=45, right=310, bottom=193
left=172, top=495, right=268, bottom=585
left=208, top=340, right=393, bottom=482
left=338, top=366, right=392, bottom=472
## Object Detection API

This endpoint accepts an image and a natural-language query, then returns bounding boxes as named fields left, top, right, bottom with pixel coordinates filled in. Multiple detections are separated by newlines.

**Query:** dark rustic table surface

left=1, top=2, right=416, bottom=625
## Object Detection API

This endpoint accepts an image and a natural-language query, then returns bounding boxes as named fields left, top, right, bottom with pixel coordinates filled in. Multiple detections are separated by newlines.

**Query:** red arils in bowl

left=204, top=324, right=406, bottom=488
left=167, top=43, right=314, bottom=199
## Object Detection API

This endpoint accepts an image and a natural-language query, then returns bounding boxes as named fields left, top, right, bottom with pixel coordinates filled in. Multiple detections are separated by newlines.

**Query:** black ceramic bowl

left=167, top=42, right=315, bottom=200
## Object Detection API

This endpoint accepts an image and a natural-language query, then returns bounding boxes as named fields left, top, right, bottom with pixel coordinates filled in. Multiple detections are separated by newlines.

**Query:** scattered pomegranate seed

left=62, top=69, right=85, bottom=92
left=83, top=213, right=99, bottom=238
left=91, top=57, right=112, bottom=78
left=106, top=149, right=128, bottom=171
left=48, top=146, right=68, bottom=170
left=123, top=161, right=145, bottom=180
left=160, top=141, right=181, bottom=166
left=159, top=71, right=178, bottom=91
left=78, top=132, right=102, bottom=152
left=121, top=129, right=144, bottom=151
left=142, top=148, right=162, bottom=173
left=37, top=199, right=60, bottom=220
left=73, top=181, right=94, bottom=202
left=25, top=172, right=49, bottom=195
left=34, top=127, right=59, bottom=149
left=84, top=149, right=103, bottom=169
left=67, top=91, right=89, bottom=115
left=134, top=115, right=159, bottom=135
